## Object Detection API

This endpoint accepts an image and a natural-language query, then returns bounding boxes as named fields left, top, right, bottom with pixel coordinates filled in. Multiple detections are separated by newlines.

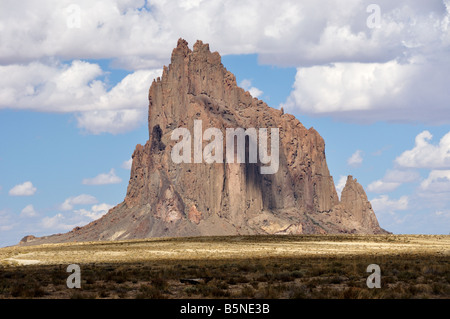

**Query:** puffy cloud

left=0, top=60, right=103, bottom=112
left=284, top=61, right=414, bottom=113
left=271, top=1, right=450, bottom=124
left=395, top=131, right=450, bottom=169
left=74, top=203, right=113, bottom=220
left=420, top=170, right=450, bottom=193
left=0, top=60, right=161, bottom=134
left=1, top=0, right=450, bottom=128
left=371, top=195, right=409, bottom=212
left=75, top=68, right=162, bottom=134
left=368, top=134, right=450, bottom=225
left=20, top=204, right=37, bottom=217
left=0, top=0, right=172, bottom=68
left=383, top=169, right=421, bottom=183
left=76, top=108, right=147, bottom=135
left=41, top=203, right=112, bottom=232
left=239, top=79, right=263, bottom=98
left=283, top=55, right=450, bottom=124
left=41, top=213, right=75, bottom=231
left=82, top=169, right=122, bottom=185
left=8, top=181, right=37, bottom=196
left=121, top=158, right=133, bottom=170
left=335, top=175, right=347, bottom=198
left=2, top=1, right=449, bottom=67
left=367, top=169, right=420, bottom=193
left=347, top=150, right=363, bottom=167
left=369, top=194, right=409, bottom=231
left=286, top=61, right=413, bottom=114
left=367, top=180, right=401, bottom=193
left=59, top=194, right=98, bottom=211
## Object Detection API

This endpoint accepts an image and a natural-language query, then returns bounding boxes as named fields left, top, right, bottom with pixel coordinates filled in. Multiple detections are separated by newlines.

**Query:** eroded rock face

left=188, top=205, right=202, bottom=225
left=21, top=39, right=388, bottom=245
left=319, top=176, right=387, bottom=234
left=19, top=235, right=36, bottom=245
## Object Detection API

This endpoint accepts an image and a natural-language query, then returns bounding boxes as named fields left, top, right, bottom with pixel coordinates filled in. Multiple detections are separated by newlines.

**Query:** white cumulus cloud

left=335, top=175, right=347, bottom=199
left=347, top=150, right=363, bottom=167
left=396, top=131, right=450, bottom=169
left=239, top=79, right=263, bottom=98
left=371, top=195, right=409, bottom=213
left=41, top=213, right=75, bottom=231
left=20, top=204, right=37, bottom=217
left=367, top=169, right=420, bottom=193
left=59, top=194, right=98, bottom=211
left=367, top=180, right=401, bottom=193
left=82, top=169, right=122, bottom=185
left=8, top=181, right=37, bottom=196
left=0, top=60, right=161, bottom=134
left=284, top=60, right=415, bottom=113
left=420, top=170, right=450, bottom=193
left=121, top=158, right=133, bottom=170
left=74, top=203, right=113, bottom=220
left=1, top=0, right=450, bottom=129
left=41, top=202, right=113, bottom=232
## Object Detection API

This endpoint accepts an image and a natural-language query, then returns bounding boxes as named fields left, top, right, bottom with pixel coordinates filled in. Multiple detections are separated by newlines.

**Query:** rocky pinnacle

left=20, top=39, right=388, bottom=245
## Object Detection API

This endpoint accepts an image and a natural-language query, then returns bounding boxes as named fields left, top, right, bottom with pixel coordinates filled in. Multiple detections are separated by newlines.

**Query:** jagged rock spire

left=20, top=39, right=388, bottom=245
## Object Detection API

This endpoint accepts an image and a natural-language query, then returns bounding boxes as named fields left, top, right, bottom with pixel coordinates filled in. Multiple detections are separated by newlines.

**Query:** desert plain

left=0, top=235, right=448, bottom=299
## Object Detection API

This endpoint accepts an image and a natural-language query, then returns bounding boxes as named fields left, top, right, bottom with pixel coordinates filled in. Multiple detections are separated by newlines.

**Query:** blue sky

left=1, top=0, right=450, bottom=246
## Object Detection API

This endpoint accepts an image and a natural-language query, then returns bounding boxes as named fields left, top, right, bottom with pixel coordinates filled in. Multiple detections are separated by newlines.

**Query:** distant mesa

left=21, top=39, right=388, bottom=245
left=19, top=235, right=36, bottom=244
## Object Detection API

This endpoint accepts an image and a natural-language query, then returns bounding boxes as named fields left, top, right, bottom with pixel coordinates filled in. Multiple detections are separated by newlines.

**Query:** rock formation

left=21, top=39, right=388, bottom=245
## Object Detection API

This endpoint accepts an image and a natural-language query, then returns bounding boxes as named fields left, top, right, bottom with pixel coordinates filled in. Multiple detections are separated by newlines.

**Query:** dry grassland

left=0, top=235, right=448, bottom=299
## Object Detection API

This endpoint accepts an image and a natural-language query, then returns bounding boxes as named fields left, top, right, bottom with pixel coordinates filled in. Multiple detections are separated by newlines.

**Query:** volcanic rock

left=21, top=39, right=388, bottom=245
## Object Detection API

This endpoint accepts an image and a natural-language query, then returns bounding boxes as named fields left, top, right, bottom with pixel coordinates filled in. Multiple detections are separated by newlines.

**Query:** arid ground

left=0, top=235, right=448, bottom=299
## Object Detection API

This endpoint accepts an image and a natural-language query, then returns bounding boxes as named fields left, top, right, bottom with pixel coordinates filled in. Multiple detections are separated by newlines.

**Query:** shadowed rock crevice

left=150, top=125, right=165, bottom=152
